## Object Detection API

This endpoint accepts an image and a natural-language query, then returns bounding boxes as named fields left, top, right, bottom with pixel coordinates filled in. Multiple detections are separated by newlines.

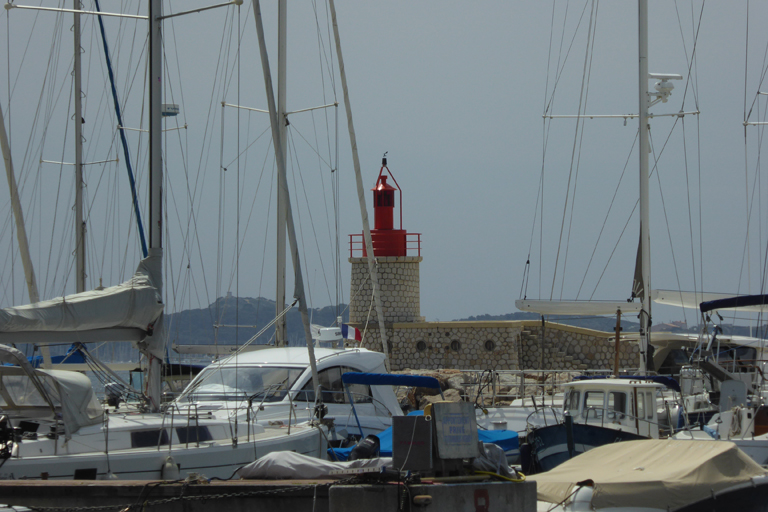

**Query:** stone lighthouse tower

left=349, top=158, right=423, bottom=329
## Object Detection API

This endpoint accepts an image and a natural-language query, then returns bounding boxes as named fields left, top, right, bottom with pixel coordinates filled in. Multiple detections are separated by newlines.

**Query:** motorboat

left=173, top=347, right=403, bottom=439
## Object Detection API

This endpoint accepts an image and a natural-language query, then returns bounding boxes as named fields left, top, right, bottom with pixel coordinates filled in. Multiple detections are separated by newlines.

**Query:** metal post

left=252, top=0, right=320, bottom=400
left=73, top=0, right=86, bottom=294
left=614, top=309, right=621, bottom=376
left=638, top=0, right=651, bottom=374
left=328, top=0, right=391, bottom=369
left=275, top=0, right=287, bottom=346
left=145, top=0, right=163, bottom=411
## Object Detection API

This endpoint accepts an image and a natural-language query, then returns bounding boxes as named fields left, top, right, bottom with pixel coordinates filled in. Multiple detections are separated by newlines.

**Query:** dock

left=0, top=477, right=536, bottom=512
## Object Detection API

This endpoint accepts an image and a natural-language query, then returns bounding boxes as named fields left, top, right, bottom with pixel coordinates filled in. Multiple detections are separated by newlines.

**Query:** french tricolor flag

left=341, top=324, right=362, bottom=341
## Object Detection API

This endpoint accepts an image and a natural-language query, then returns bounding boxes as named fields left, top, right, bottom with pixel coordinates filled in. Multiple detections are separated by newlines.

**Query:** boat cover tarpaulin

left=530, top=439, right=767, bottom=510
left=237, top=451, right=392, bottom=479
left=0, top=249, right=163, bottom=343
left=341, top=372, right=441, bottom=389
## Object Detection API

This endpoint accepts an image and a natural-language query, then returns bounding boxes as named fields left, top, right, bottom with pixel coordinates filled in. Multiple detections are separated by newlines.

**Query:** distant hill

left=48, top=297, right=762, bottom=363
left=165, top=295, right=348, bottom=346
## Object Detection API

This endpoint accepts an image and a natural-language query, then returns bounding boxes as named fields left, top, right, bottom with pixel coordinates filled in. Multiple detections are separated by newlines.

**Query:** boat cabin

left=562, top=379, right=665, bottom=438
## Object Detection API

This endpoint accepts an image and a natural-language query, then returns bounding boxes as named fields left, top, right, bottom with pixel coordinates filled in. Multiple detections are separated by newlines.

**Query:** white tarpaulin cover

left=515, top=299, right=642, bottom=316
left=0, top=250, right=163, bottom=339
left=530, top=439, right=767, bottom=510
left=237, top=451, right=392, bottom=480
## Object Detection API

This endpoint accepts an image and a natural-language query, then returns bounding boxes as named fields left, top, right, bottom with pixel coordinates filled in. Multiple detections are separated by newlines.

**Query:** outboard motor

left=348, top=434, right=380, bottom=461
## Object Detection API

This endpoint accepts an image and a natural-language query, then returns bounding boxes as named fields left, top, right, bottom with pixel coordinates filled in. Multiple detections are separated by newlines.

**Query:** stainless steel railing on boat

left=440, top=368, right=617, bottom=408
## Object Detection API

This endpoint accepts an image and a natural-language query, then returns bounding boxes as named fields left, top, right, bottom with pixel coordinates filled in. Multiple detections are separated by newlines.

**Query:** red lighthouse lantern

left=364, top=156, right=407, bottom=257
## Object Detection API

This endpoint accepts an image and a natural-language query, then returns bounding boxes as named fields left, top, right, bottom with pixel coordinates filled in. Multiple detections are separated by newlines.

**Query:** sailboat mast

left=146, top=0, right=163, bottom=409
left=73, top=1, right=86, bottom=294
left=328, top=0, right=391, bottom=370
left=637, top=0, right=651, bottom=374
left=275, top=0, right=288, bottom=346
left=0, top=106, right=39, bottom=306
left=252, top=0, right=321, bottom=400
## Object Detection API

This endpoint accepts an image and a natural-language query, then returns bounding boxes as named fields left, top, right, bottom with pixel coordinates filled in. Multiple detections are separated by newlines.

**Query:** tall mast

left=637, top=0, right=651, bottom=373
left=252, top=0, right=320, bottom=401
left=328, top=0, right=391, bottom=369
left=0, top=106, right=38, bottom=306
left=73, top=0, right=86, bottom=293
left=146, top=0, right=163, bottom=409
left=275, top=0, right=287, bottom=346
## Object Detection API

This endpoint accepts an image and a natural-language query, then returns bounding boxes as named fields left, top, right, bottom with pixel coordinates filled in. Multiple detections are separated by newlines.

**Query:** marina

left=0, top=0, right=767, bottom=510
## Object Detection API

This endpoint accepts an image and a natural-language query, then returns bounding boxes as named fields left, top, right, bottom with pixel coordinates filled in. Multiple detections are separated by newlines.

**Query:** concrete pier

left=330, top=481, right=536, bottom=512
left=0, top=478, right=536, bottom=512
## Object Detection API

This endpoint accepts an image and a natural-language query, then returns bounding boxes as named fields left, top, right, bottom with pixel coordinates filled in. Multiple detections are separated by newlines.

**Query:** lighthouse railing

left=348, top=233, right=422, bottom=258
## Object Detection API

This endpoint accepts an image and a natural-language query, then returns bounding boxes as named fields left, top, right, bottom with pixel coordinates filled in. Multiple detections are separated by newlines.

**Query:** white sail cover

left=0, top=249, right=163, bottom=342
left=652, top=289, right=768, bottom=313
left=515, top=299, right=642, bottom=316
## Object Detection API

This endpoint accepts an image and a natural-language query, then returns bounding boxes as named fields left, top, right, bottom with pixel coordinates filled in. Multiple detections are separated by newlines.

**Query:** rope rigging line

left=525, top=0, right=584, bottom=300
left=550, top=0, right=598, bottom=301
left=589, top=107, right=686, bottom=302
left=649, top=131, right=690, bottom=326
left=576, top=132, right=638, bottom=299
left=559, top=0, right=600, bottom=301
left=287, top=125, right=334, bottom=310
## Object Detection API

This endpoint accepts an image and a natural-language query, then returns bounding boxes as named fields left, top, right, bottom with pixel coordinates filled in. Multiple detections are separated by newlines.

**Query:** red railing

left=348, top=233, right=422, bottom=258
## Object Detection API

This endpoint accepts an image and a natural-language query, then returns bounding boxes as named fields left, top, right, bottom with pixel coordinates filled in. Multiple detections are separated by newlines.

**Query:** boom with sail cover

left=0, top=250, right=164, bottom=355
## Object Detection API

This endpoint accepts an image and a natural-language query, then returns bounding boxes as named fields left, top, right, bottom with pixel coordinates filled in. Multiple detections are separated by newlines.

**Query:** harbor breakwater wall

left=350, top=320, right=640, bottom=372
left=348, top=256, right=640, bottom=372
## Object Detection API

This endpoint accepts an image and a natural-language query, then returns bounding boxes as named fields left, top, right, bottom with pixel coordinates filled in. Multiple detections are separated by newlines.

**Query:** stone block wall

left=349, top=256, right=423, bottom=324
left=518, top=323, right=640, bottom=370
left=350, top=320, right=640, bottom=372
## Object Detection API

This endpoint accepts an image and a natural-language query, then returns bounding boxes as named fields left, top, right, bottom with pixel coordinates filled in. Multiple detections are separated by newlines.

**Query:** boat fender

left=569, top=485, right=594, bottom=511
left=161, top=455, right=181, bottom=480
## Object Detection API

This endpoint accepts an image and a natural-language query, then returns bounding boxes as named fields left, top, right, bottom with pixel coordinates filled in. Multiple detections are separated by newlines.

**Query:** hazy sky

left=1, top=1, right=766, bottom=330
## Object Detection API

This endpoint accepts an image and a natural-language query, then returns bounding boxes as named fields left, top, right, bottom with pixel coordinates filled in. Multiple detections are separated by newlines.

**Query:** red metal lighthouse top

left=348, top=155, right=421, bottom=258
left=373, top=166, right=400, bottom=231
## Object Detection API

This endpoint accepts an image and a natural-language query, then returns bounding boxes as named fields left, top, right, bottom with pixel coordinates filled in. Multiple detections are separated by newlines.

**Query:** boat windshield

left=179, top=366, right=304, bottom=403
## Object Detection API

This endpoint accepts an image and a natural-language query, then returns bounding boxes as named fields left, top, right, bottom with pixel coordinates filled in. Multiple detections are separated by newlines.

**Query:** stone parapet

left=348, top=320, right=641, bottom=372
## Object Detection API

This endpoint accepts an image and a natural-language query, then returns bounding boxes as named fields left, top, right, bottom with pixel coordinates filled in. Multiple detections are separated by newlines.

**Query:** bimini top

left=530, top=439, right=767, bottom=510
left=700, top=294, right=768, bottom=314
left=0, top=346, right=103, bottom=439
left=341, top=372, right=441, bottom=390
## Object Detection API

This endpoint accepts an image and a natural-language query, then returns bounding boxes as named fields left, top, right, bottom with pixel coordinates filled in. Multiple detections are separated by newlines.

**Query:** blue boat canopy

left=700, top=294, right=768, bottom=314
left=341, top=372, right=441, bottom=389
left=328, top=411, right=519, bottom=462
